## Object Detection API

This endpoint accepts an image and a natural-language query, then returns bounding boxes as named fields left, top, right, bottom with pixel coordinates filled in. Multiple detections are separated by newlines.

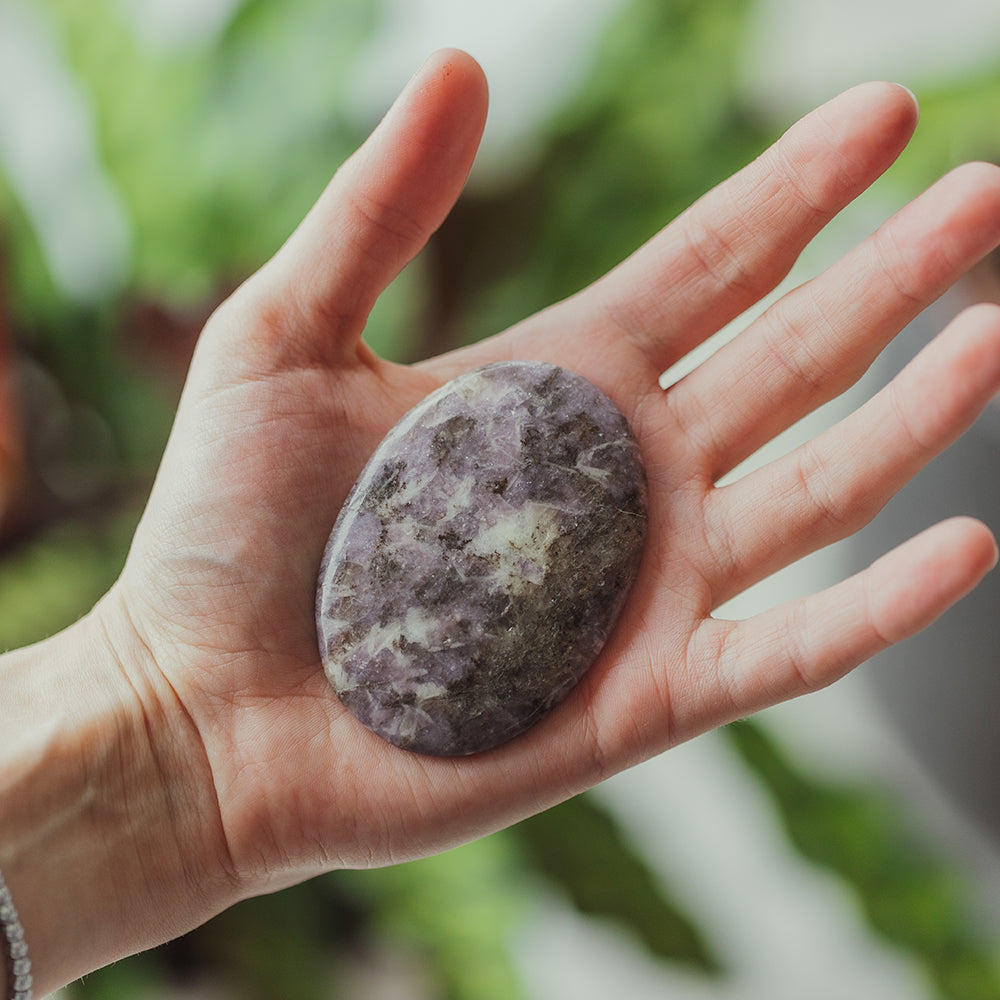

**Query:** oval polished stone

left=316, top=361, right=647, bottom=756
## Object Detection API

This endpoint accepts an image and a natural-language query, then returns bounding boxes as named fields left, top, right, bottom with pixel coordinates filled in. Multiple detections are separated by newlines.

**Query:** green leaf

left=420, top=0, right=771, bottom=355
left=726, top=718, right=1000, bottom=1000
left=183, top=882, right=340, bottom=1000
left=70, top=951, right=165, bottom=1000
left=512, top=792, right=720, bottom=973
left=337, top=835, right=528, bottom=1000
left=32, top=0, right=376, bottom=308
left=0, top=512, right=136, bottom=649
left=890, top=66, right=1000, bottom=197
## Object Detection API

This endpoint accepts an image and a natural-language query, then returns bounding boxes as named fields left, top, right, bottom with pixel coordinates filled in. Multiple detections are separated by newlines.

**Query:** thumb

left=239, top=48, right=489, bottom=369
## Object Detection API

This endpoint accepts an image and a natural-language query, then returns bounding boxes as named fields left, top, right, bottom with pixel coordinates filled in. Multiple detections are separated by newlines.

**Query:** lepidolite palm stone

left=316, top=361, right=647, bottom=756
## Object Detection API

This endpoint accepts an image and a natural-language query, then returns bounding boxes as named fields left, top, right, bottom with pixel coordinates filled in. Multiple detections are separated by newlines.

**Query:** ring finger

left=700, top=301, right=1000, bottom=608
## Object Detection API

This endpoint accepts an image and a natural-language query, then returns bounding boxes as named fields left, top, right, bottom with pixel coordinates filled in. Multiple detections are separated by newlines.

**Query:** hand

left=117, top=42, right=1000, bottom=902
left=8, top=49, right=1000, bottom=992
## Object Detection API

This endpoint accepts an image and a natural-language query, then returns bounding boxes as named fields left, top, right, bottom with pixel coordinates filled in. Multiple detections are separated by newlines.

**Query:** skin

left=5, top=49, right=1000, bottom=993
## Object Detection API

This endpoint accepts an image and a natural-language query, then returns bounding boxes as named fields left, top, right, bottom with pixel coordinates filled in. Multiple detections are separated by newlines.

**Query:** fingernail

left=895, top=83, right=920, bottom=120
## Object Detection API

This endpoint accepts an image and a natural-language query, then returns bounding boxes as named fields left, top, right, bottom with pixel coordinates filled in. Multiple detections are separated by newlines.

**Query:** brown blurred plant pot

left=854, top=254, right=1000, bottom=843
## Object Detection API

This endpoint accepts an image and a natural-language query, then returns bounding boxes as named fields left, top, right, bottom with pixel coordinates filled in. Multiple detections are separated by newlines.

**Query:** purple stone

left=316, top=361, right=647, bottom=756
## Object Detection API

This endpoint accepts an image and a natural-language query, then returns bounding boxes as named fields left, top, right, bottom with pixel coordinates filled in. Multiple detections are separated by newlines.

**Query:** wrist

left=0, top=595, right=235, bottom=995
left=1, top=868, right=30, bottom=999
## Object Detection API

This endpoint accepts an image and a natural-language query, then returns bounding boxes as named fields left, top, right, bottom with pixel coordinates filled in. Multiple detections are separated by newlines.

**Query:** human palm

left=106, top=51, right=1000, bottom=905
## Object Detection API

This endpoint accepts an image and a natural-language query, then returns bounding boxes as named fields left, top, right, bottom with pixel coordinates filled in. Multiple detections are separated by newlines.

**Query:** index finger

left=560, top=81, right=920, bottom=375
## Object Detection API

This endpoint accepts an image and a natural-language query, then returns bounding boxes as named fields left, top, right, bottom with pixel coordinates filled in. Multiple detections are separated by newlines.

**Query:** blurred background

left=3, top=0, right=1000, bottom=997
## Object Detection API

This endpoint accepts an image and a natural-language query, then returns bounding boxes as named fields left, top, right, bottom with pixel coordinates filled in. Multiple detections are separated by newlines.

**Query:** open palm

left=106, top=51, right=1000, bottom=914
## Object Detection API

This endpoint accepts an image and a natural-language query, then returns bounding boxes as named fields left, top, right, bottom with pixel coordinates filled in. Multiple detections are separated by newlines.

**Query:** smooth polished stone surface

left=316, top=361, right=647, bottom=756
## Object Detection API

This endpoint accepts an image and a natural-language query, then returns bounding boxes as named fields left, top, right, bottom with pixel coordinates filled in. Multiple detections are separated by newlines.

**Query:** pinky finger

left=700, top=516, right=998, bottom=727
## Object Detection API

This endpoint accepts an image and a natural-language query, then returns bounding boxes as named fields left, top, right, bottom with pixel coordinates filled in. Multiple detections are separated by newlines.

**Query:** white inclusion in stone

left=575, top=443, right=615, bottom=484
left=465, top=501, right=562, bottom=593
left=358, top=621, right=407, bottom=659
left=399, top=605, right=449, bottom=651
left=331, top=604, right=452, bottom=667
left=388, top=705, right=433, bottom=745
left=361, top=607, right=448, bottom=660
left=407, top=679, right=451, bottom=702
left=375, top=466, right=438, bottom=518
left=325, top=658, right=356, bottom=693
left=384, top=520, right=441, bottom=575
left=439, top=473, right=477, bottom=522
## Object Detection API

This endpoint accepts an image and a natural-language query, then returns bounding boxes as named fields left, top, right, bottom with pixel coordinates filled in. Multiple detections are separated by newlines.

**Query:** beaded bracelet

left=0, top=869, right=31, bottom=1000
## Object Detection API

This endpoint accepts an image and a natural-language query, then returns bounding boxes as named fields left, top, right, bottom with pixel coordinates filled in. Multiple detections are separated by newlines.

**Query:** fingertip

left=980, top=525, right=998, bottom=575
left=893, top=82, right=920, bottom=121
left=921, top=516, right=1000, bottom=621
left=370, top=48, right=489, bottom=190
left=985, top=527, right=1000, bottom=574
left=776, top=80, right=920, bottom=216
left=937, top=161, right=1000, bottom=241
left=886, top=83, right=920, bottom=123
left=837, top=79, right=918, bottom=112
left=831, top=80, right=921, bottom=146
left=883, top=517, right=999, bottom=639
left=945, top=514, right=999, bottom=577
left=425, top=47, right=489, bottom=93
left=404, top=47, right=489, bottom=124
left=957, top=299, right=1000, bottom=327
left=947, top=301, right=1000, bottom=376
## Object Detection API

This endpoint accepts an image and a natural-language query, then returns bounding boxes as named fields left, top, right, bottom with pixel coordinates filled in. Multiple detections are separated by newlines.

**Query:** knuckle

left=870, top=227, right=925, bottom=307
left=344, top=187, right=427, bottom=261
left=794, top=440, right=850, bottom=534
left=885, top=379, right=935, bottom=457
left=760, top=299, right=831, bottom=392
left=701, top=497, right=745, bottom=596
left=771, top=124, right=845, bottom=222
left=679, top=204, right=767, bottom=301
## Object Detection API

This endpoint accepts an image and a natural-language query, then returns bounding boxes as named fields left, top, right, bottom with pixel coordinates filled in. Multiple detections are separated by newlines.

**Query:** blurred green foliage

left=895, top=66, right=1000, bottom=193
left=420, top=0, right=770, bottom=354
left=3, top=0, right=1000, bottom=997
left=515, top=791, right=719, bottom=972
left=727, top=720, right=1000, bottom=1000
left=36, top=0, right=374, bottom=306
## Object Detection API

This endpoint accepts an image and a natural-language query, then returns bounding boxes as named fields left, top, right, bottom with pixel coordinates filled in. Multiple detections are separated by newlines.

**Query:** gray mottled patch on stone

left=316, top=360, right=647, bottom=756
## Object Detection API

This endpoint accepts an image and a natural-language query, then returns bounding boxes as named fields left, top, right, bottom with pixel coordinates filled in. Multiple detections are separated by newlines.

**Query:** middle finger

left=664, top=161, right=1000, bottom=483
